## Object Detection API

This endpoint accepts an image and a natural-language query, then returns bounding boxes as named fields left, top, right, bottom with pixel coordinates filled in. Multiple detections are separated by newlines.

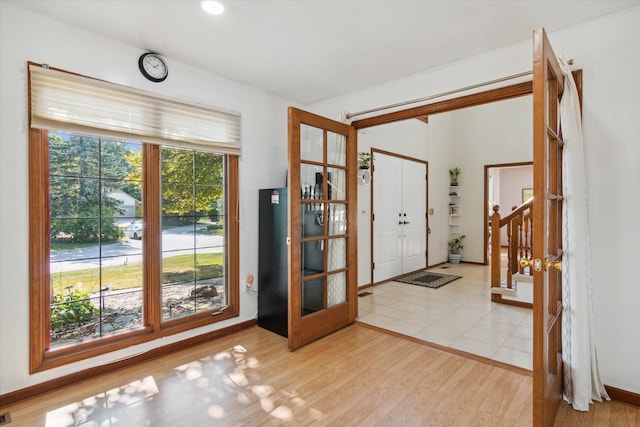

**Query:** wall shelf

left=448, top=186, right=461, bottom=227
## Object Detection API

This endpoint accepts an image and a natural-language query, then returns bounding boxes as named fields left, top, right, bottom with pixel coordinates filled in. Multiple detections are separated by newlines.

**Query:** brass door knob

left=545, top=260, right=562, bottom=272
left=520, top=258, right=534, bottom=268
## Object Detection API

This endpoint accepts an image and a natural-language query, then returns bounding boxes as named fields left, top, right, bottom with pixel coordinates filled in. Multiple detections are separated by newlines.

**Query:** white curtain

left=559, top=56, right=609, bottom=410
left=327, top=133, right=347, bottom=307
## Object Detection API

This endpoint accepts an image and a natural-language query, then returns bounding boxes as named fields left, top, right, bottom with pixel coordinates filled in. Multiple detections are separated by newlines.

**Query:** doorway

left=372, top=150, right=427, bottom=283
left=484, top=162, right=533, bottom=264
left=358, top=96, right=534, bottom=371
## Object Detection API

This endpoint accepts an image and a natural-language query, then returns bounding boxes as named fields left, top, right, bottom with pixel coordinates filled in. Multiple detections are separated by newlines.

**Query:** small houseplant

left=448, top=235, right=466, bottom=264
left=449, top=167, right=461, bottom=186
left=358, top=152, right=373, bottom=169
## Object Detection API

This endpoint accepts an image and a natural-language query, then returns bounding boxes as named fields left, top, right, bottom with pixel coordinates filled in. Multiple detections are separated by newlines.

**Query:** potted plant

left=448, top=235, right=466, bottom=264
left=449, top=167, right=461, bottom=186
left=358, top=152, right=373, bottom=169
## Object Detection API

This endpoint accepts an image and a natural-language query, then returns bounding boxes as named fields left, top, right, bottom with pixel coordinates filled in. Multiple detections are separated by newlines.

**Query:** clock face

left=139, top=53, right=168, bottom=82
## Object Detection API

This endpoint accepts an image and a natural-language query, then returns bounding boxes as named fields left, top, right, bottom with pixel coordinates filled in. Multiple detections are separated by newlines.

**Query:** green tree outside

left=49, top=132, right=141, bottom=243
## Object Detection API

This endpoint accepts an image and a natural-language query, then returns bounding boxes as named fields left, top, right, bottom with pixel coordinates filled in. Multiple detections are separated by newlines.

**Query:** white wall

left=440, top=97, right=532, bottom=263
left=0, top=3, right=296, bottom=394
left=494, top=166, right=534, bottom=245
left=312, top=7, right=640, bottom=394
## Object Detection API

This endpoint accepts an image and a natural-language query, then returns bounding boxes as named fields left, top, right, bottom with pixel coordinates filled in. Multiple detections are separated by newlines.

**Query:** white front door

left=373, top=152, right=427, bottom=283
left=372, top=154, right=402, bottom=281
left=401, top=159, right=427, bottom=273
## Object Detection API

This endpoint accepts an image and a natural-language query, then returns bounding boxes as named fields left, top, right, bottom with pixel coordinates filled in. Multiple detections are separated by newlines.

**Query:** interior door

left=287, top=107, right=358, bottom=350
left=532, top=28, right=565, bottom=427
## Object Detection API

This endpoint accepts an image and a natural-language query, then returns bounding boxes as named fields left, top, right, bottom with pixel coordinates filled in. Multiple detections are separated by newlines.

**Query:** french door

left=372, top=151, right=427, bottom=283
left=532, top=28, right=565, bottom=427
left=287, top=107, right=358, bottom=350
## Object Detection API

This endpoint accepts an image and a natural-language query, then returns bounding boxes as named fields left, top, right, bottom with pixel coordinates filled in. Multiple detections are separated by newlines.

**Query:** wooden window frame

left=29, top=130, right=240, bottom=373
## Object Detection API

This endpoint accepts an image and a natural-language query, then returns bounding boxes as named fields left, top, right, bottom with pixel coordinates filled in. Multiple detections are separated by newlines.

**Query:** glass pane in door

left=300, top=163, right=324, bottom=200
left=301, top=278, right=324, bottom=316
left=300, top=124, right=324, bottom=163
left=327, top=272, right=346, bottom=307
left=301, top=203, right=324, bottom=238
left=327, top=237, right=346, bottom=271
left=327, top=168, right=346, bottom=201
left=301, top=240, right=324, bottom=276
left=327, top=204, right=347, bottom=236
left=327, top=132, right=346, bottom=166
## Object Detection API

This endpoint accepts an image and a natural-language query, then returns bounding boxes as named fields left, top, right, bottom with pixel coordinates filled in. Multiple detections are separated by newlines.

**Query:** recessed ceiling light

left=200, top=0, right=225, bottom=15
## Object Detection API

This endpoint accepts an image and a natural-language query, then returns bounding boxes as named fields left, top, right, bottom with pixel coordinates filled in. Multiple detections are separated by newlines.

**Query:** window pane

left=49, top=133, right=144, bottom=347
left=194, top=151, right=223, bottom=185
left=49, top=132, right=99, bottom=178
left=161, top=146, right=227, bottom=322
left=50, top=177, right=100, bottom=220
left=101, top=140, right=141, bottom=180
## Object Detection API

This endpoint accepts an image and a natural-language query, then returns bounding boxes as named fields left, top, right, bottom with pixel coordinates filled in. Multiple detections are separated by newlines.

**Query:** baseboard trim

left=605, top=385, right=640, bottom=407
left=0, top=319, right=257, bottom=408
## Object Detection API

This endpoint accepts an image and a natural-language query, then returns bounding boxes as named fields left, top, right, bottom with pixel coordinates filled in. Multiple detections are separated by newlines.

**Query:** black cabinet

left=258, top=188, right=289, bottom=337
left=258, top=187, right=325, bottom=337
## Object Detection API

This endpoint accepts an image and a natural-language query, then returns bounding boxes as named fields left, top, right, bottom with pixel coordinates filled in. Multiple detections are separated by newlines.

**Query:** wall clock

left=138, top=52, right=168, bottom=82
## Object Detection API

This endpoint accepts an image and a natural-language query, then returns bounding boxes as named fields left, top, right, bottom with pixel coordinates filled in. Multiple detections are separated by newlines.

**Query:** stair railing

left=490, top=197, right=533, bottom=294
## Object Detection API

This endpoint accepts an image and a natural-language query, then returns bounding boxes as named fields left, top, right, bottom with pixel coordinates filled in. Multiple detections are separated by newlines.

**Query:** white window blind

left=29, top=64, right=241, bottom=154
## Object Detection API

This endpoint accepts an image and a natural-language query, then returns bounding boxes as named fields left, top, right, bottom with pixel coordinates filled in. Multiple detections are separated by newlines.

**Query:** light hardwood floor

left=3, top=325, right=637, bottom=426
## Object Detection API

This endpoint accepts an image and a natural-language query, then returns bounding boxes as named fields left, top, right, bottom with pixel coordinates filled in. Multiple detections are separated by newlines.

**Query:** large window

left=29, top=64, right=240, bottom=372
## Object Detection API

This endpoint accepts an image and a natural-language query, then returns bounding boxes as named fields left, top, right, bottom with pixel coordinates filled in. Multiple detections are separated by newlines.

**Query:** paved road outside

left=50, top=224, right=223, bottom=273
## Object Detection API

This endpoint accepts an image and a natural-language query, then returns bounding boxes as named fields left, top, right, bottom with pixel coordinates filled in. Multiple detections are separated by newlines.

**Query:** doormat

left=395, top=271, right=461, bottom=289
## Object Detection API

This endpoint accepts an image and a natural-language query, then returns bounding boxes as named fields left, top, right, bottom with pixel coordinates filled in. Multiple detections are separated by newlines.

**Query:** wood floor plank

left=2, top=325, right=638, bottom=426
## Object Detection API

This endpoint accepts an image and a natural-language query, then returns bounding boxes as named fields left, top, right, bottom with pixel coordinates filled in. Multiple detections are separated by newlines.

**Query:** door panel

left=532, top=28, right=564, bottom=427
left=288, top=107, right=357, bottom=350
left=372, top=154, right=402, bottom=281
left=401, top=158, right=427, bottom=273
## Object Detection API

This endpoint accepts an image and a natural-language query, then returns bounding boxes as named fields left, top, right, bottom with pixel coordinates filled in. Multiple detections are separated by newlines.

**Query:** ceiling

left=9, top=0, right=640, bottom=104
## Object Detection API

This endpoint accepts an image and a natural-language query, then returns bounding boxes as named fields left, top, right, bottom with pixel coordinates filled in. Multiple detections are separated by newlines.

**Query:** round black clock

left=138, top=52, right=168, bottom=82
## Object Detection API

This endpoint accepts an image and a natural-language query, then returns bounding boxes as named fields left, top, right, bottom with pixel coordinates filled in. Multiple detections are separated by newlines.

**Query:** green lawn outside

left=51, top=252, right=224, bottom=295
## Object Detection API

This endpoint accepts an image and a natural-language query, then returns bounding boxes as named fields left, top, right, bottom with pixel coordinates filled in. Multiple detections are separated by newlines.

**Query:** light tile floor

left=356, top=263, right=533, bottom=370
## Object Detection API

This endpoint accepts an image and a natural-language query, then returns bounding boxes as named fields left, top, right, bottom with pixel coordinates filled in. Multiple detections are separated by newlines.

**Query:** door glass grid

left=298, top=124, right=350, bottom=317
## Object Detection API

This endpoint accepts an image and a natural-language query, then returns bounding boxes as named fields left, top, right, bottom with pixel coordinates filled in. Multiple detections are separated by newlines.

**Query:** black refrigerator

left=258, top=187, right=324, bottom=337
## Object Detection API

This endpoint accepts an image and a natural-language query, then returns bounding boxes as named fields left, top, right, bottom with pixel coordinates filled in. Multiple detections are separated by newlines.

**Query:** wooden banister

left=490, top=198, right=533, bottom=305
